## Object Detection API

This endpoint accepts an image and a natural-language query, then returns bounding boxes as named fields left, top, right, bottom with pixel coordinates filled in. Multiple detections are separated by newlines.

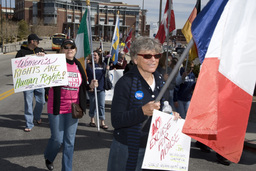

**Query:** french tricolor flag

left=182, top=0, right=256, bottom=163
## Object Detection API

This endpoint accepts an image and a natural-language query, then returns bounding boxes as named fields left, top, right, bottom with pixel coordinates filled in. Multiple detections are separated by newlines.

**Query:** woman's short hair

left=130, top=37, right=162, bottom=60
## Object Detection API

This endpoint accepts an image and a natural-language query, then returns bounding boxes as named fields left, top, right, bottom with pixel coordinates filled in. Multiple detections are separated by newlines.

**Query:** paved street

left=0, top=41, right=256, bottom=171
left=1, top=91, right=256, bottom=171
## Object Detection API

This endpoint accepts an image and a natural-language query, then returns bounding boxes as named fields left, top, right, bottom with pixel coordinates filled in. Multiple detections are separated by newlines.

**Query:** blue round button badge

left=135, top=91, right=144, bottom=100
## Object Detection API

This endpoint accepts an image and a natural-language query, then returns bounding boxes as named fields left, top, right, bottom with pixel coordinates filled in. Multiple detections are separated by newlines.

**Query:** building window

left=109, top=18, right=114, bottom=25
left=100, top=17, right=105, bottom=25
left=33, top=2, right=38, bottom=17
left=45, top=3, right=54, bottom=8
left=57, top=3, right=63, bottom=8
left=120, top=10, right=125, bottom=15
left=75, top=15, right=80, bottom=23
left=67, top=15, right=72, bottom=22
left=108, top=10, right=114, bottom=14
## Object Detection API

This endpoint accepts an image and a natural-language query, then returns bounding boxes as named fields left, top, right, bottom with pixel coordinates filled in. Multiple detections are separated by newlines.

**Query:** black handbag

left=104, top=69, right=113, bottom=91
left=71, top=103, right=84, bottom=119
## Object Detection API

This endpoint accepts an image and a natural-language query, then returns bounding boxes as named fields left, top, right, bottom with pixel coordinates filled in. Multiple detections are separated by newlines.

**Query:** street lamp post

left=5, top=0, right=7, bottom=46
left=141, top=0, right=145, bottom=36
left=1, top=0, right=3, bottom=52
left=5, top=0, right=7, bottom=19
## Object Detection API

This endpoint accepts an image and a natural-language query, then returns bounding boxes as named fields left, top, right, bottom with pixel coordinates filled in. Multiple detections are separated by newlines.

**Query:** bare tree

left=0, top=19, right=18, bottom=43
left=7, top=21, right=18, bottom=43
left=31, top=18, right=58, bottom=37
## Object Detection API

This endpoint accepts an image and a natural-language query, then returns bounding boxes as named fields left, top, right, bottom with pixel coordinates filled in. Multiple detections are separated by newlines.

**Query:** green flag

left=75, top=9, right=90, bottom=61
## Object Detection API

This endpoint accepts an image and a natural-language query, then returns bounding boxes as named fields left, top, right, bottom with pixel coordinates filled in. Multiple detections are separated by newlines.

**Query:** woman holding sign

left=107, top=37, right=180, bottom=171
left=44, top=39, right=98, bottom=171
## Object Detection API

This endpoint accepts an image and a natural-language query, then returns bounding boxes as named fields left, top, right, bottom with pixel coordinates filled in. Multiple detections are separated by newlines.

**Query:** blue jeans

left=88, top=91, right=105, bottom=120
left=23, top=88, right=45, bottom=129
left=176, top=100, right=190, bottom=119
left=107, top=138, right=146, bottom=171
left=44, top=113, right=78, bottom=171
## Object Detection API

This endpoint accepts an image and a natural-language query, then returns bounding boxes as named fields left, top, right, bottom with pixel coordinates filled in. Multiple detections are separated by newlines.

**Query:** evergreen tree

left=18, top=20, right=29, bottom=41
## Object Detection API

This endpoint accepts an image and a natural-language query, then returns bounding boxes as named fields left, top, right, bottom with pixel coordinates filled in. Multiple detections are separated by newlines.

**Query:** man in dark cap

left=16, top=34, right=44, bottom=57
left=15, top=34, right=46, bottom=132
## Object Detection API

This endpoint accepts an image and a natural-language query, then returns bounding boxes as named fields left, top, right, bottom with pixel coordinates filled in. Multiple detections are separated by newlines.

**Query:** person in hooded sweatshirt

left=15, top=34, right=46, bottom=132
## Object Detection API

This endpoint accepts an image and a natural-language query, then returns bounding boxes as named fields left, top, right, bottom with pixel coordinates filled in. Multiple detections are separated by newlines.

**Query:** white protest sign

left=142, top=110, right=191, bottom=171
left=12, top=54, right=68, bottom=93
left=105, top=69, right=124, bottom=101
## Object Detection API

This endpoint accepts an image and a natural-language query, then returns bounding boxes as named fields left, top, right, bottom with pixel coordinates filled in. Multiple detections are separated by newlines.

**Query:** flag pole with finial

left=86, top=0, right=100, bottom=131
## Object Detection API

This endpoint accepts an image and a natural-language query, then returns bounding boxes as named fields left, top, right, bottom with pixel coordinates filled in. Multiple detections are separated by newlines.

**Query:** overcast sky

left=112, top=0, right=210, bottom=29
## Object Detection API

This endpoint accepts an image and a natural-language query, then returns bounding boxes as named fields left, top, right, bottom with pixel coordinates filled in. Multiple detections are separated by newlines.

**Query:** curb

left=244, top=138, right=256, bottom=153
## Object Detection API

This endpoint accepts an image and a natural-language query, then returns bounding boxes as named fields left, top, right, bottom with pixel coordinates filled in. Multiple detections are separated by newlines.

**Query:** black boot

left=45, top=159, right=54, bottom=170
left=216, top=153, right=231, bottom=166
left=195, top=141, right=211, bottom=153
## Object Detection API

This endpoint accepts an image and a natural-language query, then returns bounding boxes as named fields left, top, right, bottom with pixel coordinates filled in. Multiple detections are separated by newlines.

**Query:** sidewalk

left=0, top=37, right=52, bottom=54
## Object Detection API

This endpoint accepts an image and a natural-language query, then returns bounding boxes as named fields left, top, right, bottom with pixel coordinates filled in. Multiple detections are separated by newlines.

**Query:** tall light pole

left=141, top=0, right=145, bottom=36
left=5, top=0, right=7, bottom=19
left=5, top=0, right=7, bottom=45
left=1, top=0, right=3, bottom=52
left=10, top=0, right=11, bottom=19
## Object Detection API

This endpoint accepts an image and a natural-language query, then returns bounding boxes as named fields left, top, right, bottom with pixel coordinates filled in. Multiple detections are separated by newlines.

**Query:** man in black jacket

left=15, top=34, right=46, bottom=132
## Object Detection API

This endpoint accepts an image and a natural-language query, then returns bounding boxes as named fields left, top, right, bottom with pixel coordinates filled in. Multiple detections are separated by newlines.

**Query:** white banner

left=12, top=54, right=68, bottom=93
left=142, top=110, right=191, bottom=171
left=105, top=69, right=124, bottom=101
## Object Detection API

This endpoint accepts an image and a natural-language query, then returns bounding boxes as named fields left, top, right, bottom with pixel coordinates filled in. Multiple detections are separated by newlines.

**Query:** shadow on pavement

left=190, top=141, right=256, bottom=165
left=0, top=158, right=46, bottom=171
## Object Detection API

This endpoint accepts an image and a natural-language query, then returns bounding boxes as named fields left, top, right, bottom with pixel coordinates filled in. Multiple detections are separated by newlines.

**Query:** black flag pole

left=165, top=0, right=172, bottom=74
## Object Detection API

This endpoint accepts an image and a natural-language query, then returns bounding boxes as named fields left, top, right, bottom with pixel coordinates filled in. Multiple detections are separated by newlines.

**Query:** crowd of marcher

left=15, top=34, right=230, bottom=171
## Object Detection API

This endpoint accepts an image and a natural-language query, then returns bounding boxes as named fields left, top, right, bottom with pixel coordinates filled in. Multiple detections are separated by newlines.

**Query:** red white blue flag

left=182, top=0, right=256, bottom=163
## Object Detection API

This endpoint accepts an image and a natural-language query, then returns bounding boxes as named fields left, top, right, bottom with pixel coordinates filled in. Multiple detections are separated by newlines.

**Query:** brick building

left=0, top=5, right=15, bottom=20
left=170, top=29, right=186, bottom=46
left=14, top=0, right=149, bottom=40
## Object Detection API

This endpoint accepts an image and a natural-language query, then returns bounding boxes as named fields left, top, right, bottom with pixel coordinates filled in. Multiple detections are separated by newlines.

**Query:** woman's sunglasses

left=63, top=45, right=76, bottom=49
left=137, top=53, right=162, bottom=59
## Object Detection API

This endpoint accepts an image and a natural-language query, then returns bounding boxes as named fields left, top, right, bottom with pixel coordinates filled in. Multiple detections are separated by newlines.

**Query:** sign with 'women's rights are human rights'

left=11, top=54, right=68, bottom=93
